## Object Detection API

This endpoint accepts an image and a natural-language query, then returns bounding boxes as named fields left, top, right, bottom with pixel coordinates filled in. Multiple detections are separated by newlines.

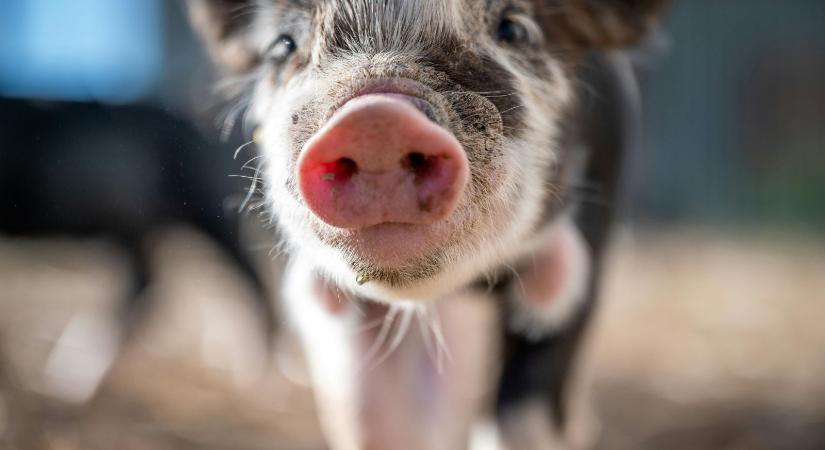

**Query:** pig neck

left=312, top=219, right=575, bottom=314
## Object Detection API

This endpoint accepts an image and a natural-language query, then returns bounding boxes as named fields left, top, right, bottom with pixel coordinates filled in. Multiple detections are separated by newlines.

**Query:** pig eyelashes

left=265, top=34, right=298, bottom=64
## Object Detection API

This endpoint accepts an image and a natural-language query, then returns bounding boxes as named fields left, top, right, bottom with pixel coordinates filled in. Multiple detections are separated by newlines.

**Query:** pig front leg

left=283, top=256, right=363, bottom=450
left=284, top=255, right=501, bottom=450
left=495, top=219, right=600, bottom=450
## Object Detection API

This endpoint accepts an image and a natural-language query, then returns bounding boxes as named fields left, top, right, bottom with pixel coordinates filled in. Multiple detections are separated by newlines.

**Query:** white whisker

left=367, top=307, right=413, bottom=371
left=422, top=306, right=452, bottom=373
left=233, top=139, right=256, bottom=160
left=416, top=307, right=439, bottom=371
left=359, top=306, right=398, bottom=370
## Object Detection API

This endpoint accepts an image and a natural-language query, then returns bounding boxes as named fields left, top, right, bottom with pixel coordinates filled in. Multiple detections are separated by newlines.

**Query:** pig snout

left=297, top=94, right=469, bottom=229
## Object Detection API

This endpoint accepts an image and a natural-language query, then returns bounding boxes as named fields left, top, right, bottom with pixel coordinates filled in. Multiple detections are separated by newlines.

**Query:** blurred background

left=0, top=1, right=823, bottom=449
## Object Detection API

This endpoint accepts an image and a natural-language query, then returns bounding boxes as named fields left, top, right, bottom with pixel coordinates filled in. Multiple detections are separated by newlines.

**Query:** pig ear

left=555, top=0, right=668, bottom=49
left=185, top=0, right=260, bottom=72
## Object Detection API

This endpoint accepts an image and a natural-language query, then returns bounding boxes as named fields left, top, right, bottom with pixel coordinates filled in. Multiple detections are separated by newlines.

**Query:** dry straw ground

left=1, top=227, right=823, bottom=449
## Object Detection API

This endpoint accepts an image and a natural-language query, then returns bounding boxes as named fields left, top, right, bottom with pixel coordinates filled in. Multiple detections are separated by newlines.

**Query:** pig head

left=186, top=1, right=666, bottom=448
left=187, top=0, right=665, bottom=301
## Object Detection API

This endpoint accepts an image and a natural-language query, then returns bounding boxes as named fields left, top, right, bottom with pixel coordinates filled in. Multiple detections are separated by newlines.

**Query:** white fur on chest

left=281, top=214, right=590, bottom=450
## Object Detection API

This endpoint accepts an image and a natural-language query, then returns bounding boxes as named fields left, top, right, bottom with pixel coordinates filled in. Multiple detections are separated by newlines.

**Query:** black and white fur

left=186, top=0, right=664, bottom=448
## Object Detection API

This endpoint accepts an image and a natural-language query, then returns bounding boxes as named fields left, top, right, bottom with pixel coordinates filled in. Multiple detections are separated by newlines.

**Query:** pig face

left=188, top=0, right=664, bottom=300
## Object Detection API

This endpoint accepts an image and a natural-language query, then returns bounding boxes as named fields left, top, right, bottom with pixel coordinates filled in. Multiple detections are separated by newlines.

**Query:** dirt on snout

left=1, top=227, right=824, bottom=450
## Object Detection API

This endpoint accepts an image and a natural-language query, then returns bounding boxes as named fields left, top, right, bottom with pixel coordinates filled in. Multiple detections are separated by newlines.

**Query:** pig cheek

left=452, top=108, right=507, bottom=202
left=273, top=97, right=327, bottom=198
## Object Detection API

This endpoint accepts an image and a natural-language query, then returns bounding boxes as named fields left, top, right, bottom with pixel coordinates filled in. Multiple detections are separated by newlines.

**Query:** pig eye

left=265, top=34, right=297, bottom=63
left=496, top=18, right=529, bottom=44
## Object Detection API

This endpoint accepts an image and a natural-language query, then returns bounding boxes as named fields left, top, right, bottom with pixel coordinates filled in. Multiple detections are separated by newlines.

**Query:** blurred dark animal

left=0, top=98, right=273, bottom=355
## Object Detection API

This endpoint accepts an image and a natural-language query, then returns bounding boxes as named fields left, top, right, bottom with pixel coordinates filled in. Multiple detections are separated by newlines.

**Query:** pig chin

left=316, top=227, right=439, bottom=285
left=337, top=223, right=452, bottom=266
left=310, top=210, right=467, bottom=286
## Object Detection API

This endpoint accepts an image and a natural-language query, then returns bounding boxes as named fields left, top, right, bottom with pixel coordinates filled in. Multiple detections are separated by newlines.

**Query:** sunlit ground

left=1, top=227, right=824, bottom=449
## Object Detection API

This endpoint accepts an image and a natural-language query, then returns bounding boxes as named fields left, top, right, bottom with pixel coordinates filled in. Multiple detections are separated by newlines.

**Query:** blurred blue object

left=0, top=0, right=163, bottom=103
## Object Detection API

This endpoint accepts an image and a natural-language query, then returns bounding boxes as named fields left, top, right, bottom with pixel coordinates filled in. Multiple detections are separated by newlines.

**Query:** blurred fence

left=636, top=0, right=825, bottom=230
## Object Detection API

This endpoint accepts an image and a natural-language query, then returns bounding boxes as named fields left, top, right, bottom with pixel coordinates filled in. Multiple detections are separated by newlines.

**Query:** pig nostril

left=402, top=152, right=438, bottom=183
left=320, top=157, right=358, bottom=182
left=405, top=152, right=427, bottom=170
left=337, top=158, right=358, bottom=176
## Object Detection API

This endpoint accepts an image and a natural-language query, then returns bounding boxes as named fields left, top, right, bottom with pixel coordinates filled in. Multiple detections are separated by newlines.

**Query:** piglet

left=187, top=1, right=666, bottom=448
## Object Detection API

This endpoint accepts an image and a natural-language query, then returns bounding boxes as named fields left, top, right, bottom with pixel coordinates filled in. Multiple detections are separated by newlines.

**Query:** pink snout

left=297, top=94, right=469, bottom=229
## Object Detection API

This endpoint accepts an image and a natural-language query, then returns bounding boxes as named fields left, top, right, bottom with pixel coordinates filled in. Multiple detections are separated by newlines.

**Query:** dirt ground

left=1, top=227, right=824, bottom=450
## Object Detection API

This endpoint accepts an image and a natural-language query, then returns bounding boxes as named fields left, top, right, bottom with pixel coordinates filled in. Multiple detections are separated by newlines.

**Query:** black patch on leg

left=492, top=52, right=639, bottom=432
left=494, top=277, right=600, bottom=428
